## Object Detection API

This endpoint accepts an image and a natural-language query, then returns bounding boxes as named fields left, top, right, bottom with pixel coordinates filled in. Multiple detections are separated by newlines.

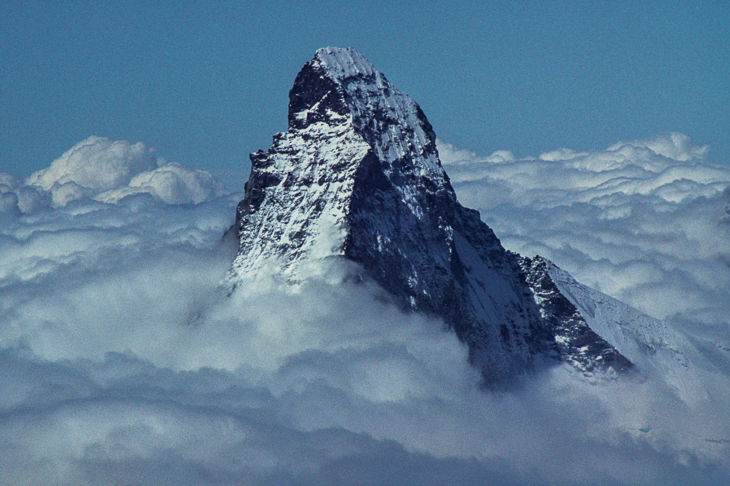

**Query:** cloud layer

left=1, top=135, right=729, bottom=485
left=440, top=132, right=730, bottom=329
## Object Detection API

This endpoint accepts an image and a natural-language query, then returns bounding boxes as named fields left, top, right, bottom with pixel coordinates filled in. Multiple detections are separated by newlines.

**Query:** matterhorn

left=228, top=47, right=635, bottom=382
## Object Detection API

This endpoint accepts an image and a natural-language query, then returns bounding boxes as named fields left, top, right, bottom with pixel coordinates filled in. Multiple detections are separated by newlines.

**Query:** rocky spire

left=229, top=47, right=632, bottom=382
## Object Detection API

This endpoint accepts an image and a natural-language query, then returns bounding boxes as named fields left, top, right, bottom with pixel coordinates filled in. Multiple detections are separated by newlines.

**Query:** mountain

left=228, top=47, right=634, bottom=382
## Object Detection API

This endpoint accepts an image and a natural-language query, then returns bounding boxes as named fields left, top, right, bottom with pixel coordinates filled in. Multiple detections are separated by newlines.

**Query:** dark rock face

left=229, top=47, right=632, bottom=382
left=520, top=256, right=634, bottom=374
left=288, top=61, right=350, bottom=130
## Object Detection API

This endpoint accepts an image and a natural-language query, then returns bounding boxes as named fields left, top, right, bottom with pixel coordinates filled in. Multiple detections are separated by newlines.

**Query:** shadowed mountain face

left=229, top=47, right=632, bottom=382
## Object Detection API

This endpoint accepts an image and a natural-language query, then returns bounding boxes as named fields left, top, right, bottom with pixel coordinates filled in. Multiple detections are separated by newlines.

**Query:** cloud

left=1, top=136, right=226, bottom=213
left=0, top=173, right=49, bottom=215
left=25, top=136, right=159, bottom=192
left=100, top=162, right=224, bottom=205
left=0, top=135, right=729, bottom=484
left=607, top=132, right=711, bottom=163
left=439, top=132, right=730, bottom=326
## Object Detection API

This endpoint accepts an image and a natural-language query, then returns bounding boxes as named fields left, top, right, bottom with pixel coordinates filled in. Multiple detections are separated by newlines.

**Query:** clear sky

left=2, top=0, right=729, bottom=191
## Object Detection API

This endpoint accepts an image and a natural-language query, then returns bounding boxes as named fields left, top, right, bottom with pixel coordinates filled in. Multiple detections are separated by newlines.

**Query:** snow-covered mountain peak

left=290, top=47, right=446, bottom=180
left=229, top=48, right=636, bottom=382
left=231, top=47, right=456, bottom=285
left=312, top=46, right=379, bottom=81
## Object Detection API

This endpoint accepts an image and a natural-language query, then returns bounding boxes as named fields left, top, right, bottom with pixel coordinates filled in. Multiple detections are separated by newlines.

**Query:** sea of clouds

left=1, top=134, right=729, bottom=485
left=440, top=133, right=730, bottom=329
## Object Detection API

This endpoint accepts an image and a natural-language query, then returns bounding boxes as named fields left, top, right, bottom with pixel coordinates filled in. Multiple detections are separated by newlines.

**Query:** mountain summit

left=229, top=47, right=632, bottom=381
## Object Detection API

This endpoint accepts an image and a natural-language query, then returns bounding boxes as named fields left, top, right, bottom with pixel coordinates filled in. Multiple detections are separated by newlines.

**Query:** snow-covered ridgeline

left=312, top=47, right=445, bottom=179
left=545, top=260, right=712, bottom=402
left=230, top=47, right=455, bottom=284
left=229, top=47, right=635, bottom=381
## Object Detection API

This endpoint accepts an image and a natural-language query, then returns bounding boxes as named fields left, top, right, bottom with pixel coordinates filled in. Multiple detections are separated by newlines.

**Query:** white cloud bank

left=0, top=134, right=729, bottom=485
left=1, top=136, right=226, bottom=211
left=440, top=132, right=730, bottom=329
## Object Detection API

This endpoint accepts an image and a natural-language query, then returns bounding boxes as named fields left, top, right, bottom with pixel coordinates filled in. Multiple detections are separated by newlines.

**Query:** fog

left=1, top=135, right=729, bottom=484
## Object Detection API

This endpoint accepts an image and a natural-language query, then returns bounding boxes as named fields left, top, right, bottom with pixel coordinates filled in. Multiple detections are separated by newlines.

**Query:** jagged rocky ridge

left=229, top=47, right=633, bottom=381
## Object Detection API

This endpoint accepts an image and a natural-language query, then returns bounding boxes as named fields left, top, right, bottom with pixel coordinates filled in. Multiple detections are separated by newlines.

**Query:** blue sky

left=2, top=0, right=729, bottom=191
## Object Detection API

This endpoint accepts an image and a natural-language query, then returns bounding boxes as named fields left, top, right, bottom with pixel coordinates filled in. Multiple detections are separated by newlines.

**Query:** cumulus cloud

left=0, top=173, right=49, bottom=215
left=1, top=136, right=226, bottom=213
left=1, top=135, right=730, bottom=484
left=108, top=162, right=224, bottom=204
left=26, top=136, right=159, bottom=192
